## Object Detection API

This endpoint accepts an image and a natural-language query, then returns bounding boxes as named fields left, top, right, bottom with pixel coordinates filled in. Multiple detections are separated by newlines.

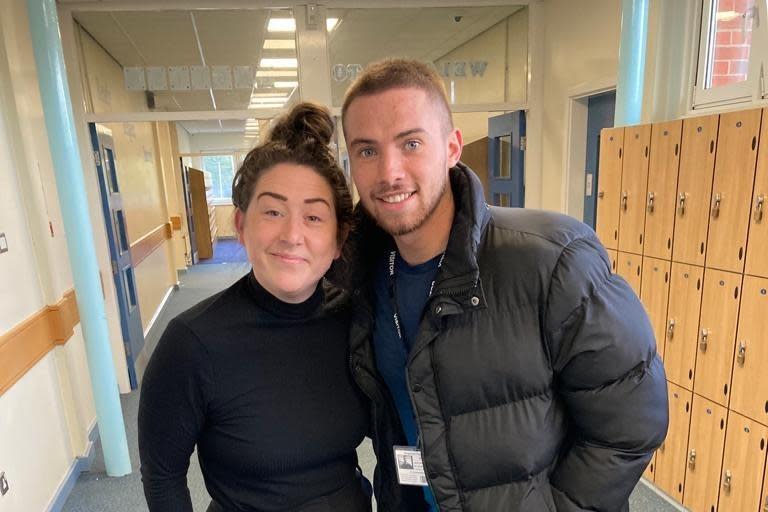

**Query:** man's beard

left=373, top=173, right=449, bottom=238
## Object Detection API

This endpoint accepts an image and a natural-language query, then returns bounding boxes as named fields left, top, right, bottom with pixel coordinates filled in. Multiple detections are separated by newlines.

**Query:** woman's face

left=236, top=163, right=341, bottom=304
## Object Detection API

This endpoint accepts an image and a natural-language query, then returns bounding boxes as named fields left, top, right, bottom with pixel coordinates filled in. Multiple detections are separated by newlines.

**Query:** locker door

left=644, top=120, right=682, bottom=260
left=640, top=257, right=671, bottom=360
left=718, top=412, right=768, bottom=512
left=606, top=249, right=618, bottom=274
left=596, top=127, right=624, bottom=250
left=683, top=395, right=727, bottom=512
left=644, top=452, right=656, bottom=483
left=694, top=269, right=742, bottom=407
left=730, top=275, right=768, bottom=424
left=655, top=383, right=692, bottom=504
left=745, top=108, right=768, bottom=278
left=664, top=263, right=704, bottom=390
left=618, top=124, right=651, bottom=254
left=760, top=462, right=768, bottom=512
left=616, top=251, right=642, bottom=296
left=672, top=115, right=719, bottom=266
left=706, top=109, right=763, bottom=273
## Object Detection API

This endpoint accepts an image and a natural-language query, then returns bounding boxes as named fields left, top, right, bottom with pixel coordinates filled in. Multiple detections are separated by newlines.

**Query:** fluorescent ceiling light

left=273, top=81, right=298, bottom=88
left=249, top=93, right=288, bottom=98
left=327, top=18, right=339, bottom=31
left=256, top=70, right=298, bottom=77
left=260, top=58, right=298, bottom=69
left=249, top=103, right=286, bottom=109
left=268, top=18, right=296, bottom=32
left=264, top=39, right=296, bottom=50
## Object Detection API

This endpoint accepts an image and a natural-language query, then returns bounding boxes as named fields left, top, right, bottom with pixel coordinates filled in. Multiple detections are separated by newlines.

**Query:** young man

left=343, top=58, right=668, bottom=512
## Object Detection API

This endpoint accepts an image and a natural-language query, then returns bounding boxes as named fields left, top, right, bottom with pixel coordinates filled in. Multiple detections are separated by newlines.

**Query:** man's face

left=344, top=87, right=462, bottom=238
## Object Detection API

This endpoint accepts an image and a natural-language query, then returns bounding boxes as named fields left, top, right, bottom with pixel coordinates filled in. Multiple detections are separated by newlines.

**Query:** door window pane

left=498, top=135, right=511, bottom=178
left=706, top=0, right=757, bottom=89
left=202, top=155, right=235, bottom=200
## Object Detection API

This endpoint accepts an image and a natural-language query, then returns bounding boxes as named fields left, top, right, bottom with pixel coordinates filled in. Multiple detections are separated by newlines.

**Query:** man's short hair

left=341, top=58, right=454, bottom=133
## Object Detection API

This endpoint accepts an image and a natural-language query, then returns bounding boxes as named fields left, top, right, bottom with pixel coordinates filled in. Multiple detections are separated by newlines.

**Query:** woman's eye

left=264, top=210, right=281, bottom=217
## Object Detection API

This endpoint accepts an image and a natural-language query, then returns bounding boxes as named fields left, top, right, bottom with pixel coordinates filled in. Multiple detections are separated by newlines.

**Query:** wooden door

left=745, top=108, right=768, bottom=278
left=683, top=395, right=727, bottom=512
left=672, top=115, right=719, bottom=266
left=694, top=269, right=742, bottom=407
left=655, top=383, right=692, bottom=503
left=730, top=275, right=768, bottom=424
left=596, top=127, right=624, bottom=250
left=618, top=124, right=651, bottom=255
left=706, top=108, right=762, bottom=273
left=718, top=412, right=768, bottom=512
left=640, top=257, right=671, bottom=360
left=617, top=251, right=642, bottom=296
left=644, top=120, right=682, bottom=260
left=606, top=249, right=618, bottom=274
left=664, top=263, right=704, bottom=390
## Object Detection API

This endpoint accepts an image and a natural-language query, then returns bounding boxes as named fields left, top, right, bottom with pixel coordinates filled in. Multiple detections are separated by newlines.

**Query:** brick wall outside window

left=710, top=0, right=755, bottom=87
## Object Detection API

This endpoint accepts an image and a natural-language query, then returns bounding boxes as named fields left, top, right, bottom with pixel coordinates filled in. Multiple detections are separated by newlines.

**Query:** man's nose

left=377, top=149, right=405, bottom=184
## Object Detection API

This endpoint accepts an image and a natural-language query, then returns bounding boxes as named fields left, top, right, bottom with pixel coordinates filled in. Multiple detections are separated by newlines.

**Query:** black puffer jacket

left=348, top=164, right=668, bottom=511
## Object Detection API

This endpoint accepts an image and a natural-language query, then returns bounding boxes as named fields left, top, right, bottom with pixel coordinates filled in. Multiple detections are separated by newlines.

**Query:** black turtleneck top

left=138, top=272, right=369, bottom=511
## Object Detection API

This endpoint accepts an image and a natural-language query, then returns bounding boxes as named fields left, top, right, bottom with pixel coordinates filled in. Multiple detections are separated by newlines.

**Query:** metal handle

left=723, top=470, right=732, bottom=493
left=712, top=193, right=722, bottom=218
left=688, top=449, right=696, bottom=469
left=621, top=191, right=628, bottom=211
left=678, top=193, right=687, bottom=216
left=737, top=341, right=747, bottom=366
left=647, top=192, right=655, bottom=213
left=756, top=195, right=765, bottom=223
left=667, top=319, right=676, bottom=339
left=700, top=329, right=710, bottom=352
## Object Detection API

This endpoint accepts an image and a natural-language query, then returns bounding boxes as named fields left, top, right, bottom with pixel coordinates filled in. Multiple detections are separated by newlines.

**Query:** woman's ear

left=335, top=225, right=351, bottom=260
left=234, top=208, right=246, bottom=243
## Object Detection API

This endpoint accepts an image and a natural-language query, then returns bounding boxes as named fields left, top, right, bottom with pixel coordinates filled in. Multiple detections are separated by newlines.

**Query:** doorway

left=488, top=111, right=526, bottom=207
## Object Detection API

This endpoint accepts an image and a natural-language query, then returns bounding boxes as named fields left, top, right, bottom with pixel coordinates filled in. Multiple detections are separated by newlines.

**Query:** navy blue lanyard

left=387, top=250, right=445, bottom=341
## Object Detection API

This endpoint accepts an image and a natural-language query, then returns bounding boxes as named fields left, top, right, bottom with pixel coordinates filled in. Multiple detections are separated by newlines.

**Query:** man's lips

left=377, top=191, right=415, bottom=204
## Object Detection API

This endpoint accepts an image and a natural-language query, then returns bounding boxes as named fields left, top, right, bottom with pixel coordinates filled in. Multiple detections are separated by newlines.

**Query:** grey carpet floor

left=62, top=262, right=678, bottom=512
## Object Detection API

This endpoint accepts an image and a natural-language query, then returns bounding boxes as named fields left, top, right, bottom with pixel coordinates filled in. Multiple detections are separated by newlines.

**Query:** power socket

left=0, top=472, right=8, bottom=495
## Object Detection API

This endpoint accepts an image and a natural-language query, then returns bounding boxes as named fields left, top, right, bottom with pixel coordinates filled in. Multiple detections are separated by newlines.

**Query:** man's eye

left=360, top=148, right=376, bottom=158
left=405, top=140, right=421, bottom=150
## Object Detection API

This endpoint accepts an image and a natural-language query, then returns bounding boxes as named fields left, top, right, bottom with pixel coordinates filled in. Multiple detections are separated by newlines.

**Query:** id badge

left=393, top=445, right=428, bottom=486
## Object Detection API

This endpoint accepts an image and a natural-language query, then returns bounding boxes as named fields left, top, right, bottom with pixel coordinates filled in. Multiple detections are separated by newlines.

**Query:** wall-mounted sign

left=332, top=60, right=488, bottom=82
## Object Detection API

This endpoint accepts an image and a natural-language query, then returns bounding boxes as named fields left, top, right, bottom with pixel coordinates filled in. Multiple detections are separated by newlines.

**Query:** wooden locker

left=664, top=263, right=704, bottom=390
left=596, top=127, right=624, bottom=250
left=672, top=115, right=719, bottom=267
left=644, top=452, right=656, bottom=483
left=683, top=395, right=727, bottom=512
left=640, top=257, right=671, bottom=360
left=760, top=463, right=768, bottom=512
left=644, top=120, right=682, bottom=260
left=717, top=412, right=768, bottom=512
left=618, top=124, right=651, bottom=255
left=606, top=249, right=618, bottom=274
left=655, top=383, right=692, bottom=504
left=706, top=108, right=763, bottom=274
left=730, top=275, right=768, bottom=424
left=693, top=269, right=742, bottom=407
left=616, top=251, right=642, bottom=297
left=745, top=108, right=768, bottom=278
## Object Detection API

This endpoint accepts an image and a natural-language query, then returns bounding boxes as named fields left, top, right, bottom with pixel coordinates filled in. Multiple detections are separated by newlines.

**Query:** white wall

left=188, top=132, right=251, bottom=153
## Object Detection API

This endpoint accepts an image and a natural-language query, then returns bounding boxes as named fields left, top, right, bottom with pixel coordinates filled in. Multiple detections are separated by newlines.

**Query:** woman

left=138, top=103, right=370, bottom=512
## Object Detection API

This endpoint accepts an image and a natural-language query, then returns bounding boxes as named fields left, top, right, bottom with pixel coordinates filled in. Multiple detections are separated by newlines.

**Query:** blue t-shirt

left=373, top=251, right=441, bottom=512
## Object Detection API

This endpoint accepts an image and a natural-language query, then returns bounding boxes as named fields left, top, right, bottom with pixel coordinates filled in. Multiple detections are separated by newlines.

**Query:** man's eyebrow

left=347, top=137, right=376, bottom=148
left=348, top=128, right=426, bottom=148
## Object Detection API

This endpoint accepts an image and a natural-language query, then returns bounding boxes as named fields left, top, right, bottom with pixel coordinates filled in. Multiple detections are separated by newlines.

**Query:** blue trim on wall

left=47, top=423, right=100, bottom=512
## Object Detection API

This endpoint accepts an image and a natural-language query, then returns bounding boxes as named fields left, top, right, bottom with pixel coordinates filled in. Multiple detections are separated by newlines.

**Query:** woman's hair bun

left=267, top=102, right=334, bottom=149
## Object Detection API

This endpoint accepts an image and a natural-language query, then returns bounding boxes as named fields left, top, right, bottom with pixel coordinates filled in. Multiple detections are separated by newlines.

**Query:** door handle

left=678, top=192, right=687, bottom=216
left=700, top=329, right=710, bottom=352
left=688, top=449, right=696, bottom=469
left=647, top=192, right=655, bottom=213
left=667, top=318, right=676, bottom=339
left=737, top=341, right=747, bottom=366
left=755, top=194, right=765, bottom=223
left=712, top=193, right=722, bottom=218
left=723, top=470, right=732, bottom=493
left=621, top=191, right=628, bottom=211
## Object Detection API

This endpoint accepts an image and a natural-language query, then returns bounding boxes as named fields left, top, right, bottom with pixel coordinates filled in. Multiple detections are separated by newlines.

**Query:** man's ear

left=234, top=208, right=246, bottom=243
left=446, top=127, right=463, bottom=168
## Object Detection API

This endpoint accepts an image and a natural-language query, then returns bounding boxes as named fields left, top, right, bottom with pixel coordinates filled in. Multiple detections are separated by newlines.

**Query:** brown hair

left=341, top=58, right=453, bottom=132
left=232, top=102, right=353, bottom=252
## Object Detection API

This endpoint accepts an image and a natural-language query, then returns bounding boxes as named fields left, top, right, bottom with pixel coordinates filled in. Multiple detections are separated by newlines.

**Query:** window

left=694, top=0, right=767, bottom=108
left=202, top=155, right=235, bottom=202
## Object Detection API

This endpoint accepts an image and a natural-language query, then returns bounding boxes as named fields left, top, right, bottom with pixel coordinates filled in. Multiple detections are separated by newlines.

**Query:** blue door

left=583, top=91, right=616, bottom=228
left=89, top=124, right=144, bottom=389
left=488, top=111, right=525, bottom=207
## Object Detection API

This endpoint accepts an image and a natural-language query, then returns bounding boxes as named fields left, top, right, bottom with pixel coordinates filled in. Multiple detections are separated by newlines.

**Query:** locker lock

left=764, top=495, right=768, bottom=512
left=647, top=192, right=655, bottom=213
left=688, top=449, right=696, bottom=469
left=621, top=191, right=628, bottom=211
left=678, top=193, right=687, bottom=216
left=711, top=193, right=722, bottom=218
left=723, top=470, right=732, bottom=493
left=667, top=319, right=676, bottom=339
left=756, top=194, right=765, bottom=223
left=737, top=341, right=747, bottom=366
left=699, top=329, right=710, bottom=352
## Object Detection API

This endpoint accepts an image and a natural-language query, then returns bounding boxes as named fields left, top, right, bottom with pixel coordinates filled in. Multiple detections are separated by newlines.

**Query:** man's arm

left=545, top=236, right=669, bottom=512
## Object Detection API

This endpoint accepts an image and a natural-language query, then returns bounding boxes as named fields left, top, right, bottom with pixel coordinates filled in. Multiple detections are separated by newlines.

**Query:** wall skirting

left=47, top=421, right=100, bottom=512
